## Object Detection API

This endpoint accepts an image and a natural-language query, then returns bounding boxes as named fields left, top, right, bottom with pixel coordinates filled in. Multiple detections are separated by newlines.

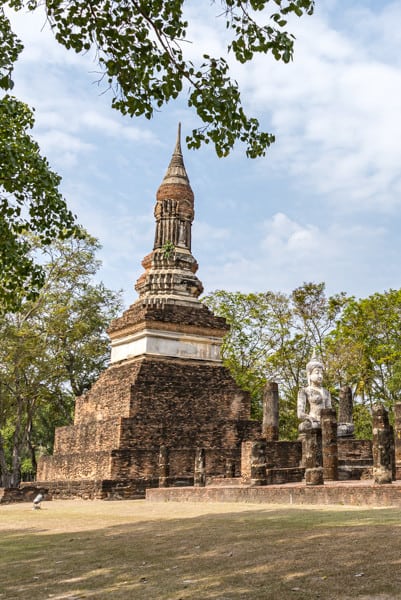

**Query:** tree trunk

left=0, top=431, right=11, bottom=488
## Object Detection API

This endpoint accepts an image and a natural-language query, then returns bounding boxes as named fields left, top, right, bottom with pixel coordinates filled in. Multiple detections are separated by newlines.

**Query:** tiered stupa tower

left=37, top=126, right=260, bottom=499
left=108, top=123, right=223, bottom=366
left=135, top=122, right=203, bottom=303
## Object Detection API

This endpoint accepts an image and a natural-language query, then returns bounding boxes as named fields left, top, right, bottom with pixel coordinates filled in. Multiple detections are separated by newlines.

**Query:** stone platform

left=146, top=480, right=401, bottom=508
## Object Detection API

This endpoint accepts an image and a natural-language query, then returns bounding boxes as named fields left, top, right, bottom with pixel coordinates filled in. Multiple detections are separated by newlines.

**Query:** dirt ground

left=1, top=499, right=401, bottom=599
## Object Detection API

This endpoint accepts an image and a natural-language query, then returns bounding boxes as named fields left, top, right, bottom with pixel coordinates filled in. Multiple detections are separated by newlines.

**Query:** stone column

left=158, top=445, right=169, bottom=488
left=390, top=425, right=396, bottom=481
left=250, top=440, right=267, bottom=486
left=337, top=385, right=354, bottom=438
left=321, top=408, right=338, bottom=481
left=225, top=458, right=236, bottom=478
left=300, top=429, right=323, bottom=486
left=394, top=403, right=401, bottom=479
left=262, top=382, right=279, bottom=441
left=194, top=448, right=206, bottom=487
left=372, top=404, right=393, bottom=484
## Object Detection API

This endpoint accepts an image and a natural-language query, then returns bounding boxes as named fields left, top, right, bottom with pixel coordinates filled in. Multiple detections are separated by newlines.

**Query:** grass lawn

left=1, top=498, right=401, bottom=599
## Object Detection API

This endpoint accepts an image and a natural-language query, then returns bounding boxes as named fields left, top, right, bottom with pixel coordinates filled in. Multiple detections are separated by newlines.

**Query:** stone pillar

left=158, top=445, right=169, bottom=488
left=250, top=440, right=267, bottom=486
left=225, top=458, right=235, bottom=478
left=394, top=403, right=401, bottom=479
left=372, top=404, right=393, bottom=484
left=337, top=385, right=354, bottom=438
left=194, top=448, right=206, bottom=487
left=300, top=429, right=323, bottom=486
left=321, top=408, right=338, bottom=481
left=390, top=425, right=396, bottom=481
left=262, top=381, right=279, bottom=441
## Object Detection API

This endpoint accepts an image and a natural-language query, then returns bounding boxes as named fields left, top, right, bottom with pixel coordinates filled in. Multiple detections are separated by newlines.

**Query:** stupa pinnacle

left=135, top=123, right=203, bottom=304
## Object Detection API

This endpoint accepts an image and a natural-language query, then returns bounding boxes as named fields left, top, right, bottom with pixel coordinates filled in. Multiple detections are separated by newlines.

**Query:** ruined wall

left=241, top=440, right=302, bottom=480
left=126, top=357, right=253, bottom=422
left=37, top=451, right=112, bottom=481
left=54, top=418, right=122, bottom=454
left=338, top=439, right=372, bottom=462
left=74, top=361, right=142, bottom=424
left=74, top=356, right=254, bottom=427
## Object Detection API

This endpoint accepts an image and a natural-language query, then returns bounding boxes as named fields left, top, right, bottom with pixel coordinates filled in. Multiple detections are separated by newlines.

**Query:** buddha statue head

left=306, top=352, right=324, bottom=387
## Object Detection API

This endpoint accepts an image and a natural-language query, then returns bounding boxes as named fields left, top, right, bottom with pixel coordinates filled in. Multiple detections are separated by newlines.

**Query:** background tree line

left=204, top=283, right=401, bottom=440
left=0, top=233, right=122, bottom=487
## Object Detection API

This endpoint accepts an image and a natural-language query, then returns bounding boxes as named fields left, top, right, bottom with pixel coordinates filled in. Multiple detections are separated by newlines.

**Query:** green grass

left=1, top=499, right=401, bottom=599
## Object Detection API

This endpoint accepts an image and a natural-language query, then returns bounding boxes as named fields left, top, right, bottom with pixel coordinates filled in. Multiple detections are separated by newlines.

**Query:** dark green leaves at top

left=0, top=95, right=81, bottom=312
left=0, top=8, right=23, bottom=90
left=2, top=0, right=314, bottom=158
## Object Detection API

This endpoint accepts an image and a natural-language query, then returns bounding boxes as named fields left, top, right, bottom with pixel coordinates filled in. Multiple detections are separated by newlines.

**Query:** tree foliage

left=0, top=7, right=81, bottom=311
left=206, top=285, right=401, bottom=439
left=326, top=289, right=401, bottom=415
left=0, top=233, right=122, bottom=486
left=3, top=0, right=314, bottom=158
left=203, top=282, right=349, bottom=438
left=0, top=94, right=81, bottom=310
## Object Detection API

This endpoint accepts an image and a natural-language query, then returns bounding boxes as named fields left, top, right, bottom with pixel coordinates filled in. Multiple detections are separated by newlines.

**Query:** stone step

left=267, top=467, right=305, bottom=485
left=206, top=477, right=242, bottom=487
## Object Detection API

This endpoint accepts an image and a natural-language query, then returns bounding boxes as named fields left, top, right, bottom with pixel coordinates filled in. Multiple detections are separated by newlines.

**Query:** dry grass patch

left=1, top=499, right=401, bottom=599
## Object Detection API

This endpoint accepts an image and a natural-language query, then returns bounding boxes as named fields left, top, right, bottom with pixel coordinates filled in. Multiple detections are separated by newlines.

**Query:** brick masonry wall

left=1, top=485, right=50, bottom=504
left=108, top=447, right=245, bottom=481
left=74, top=361, right=142, bottom=424
left=54, top=418, right=122, bottom=454
left=74, top=356, right=254, bottom=426
left=241, top=440, right=302, bottom=480
left=147, top=484, right=401, bottom=507
left=37, top=451, right=112, bottom=481
left=39, top=356, right=261, bottom=484
left=266, top=441, right=302, bottom=468
left=126, top=357, right=254, bottom=422
left=108, top=301, right=229, bottom=339
left=338, top=439, right=372, bottom=462
left=118, top=417, right=260, bottom=450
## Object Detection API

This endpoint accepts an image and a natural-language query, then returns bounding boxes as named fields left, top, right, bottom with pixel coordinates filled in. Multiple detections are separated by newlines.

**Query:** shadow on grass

left=1, top=506, right=401, bottom=599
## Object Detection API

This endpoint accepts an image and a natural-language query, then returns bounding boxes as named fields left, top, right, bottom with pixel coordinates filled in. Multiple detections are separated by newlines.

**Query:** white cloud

left=35, top=131, right=94, bottom=168
left=235, top=3, right=401, bottom=213
left=199, top=212, right=388, bottom=298
left=80, top=112, right=158, bottom=143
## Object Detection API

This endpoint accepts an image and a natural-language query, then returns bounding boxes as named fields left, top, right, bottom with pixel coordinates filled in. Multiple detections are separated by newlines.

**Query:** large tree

left=0, top=233, right=122, bottom=486
left=3, top=0, right=314, bottom=158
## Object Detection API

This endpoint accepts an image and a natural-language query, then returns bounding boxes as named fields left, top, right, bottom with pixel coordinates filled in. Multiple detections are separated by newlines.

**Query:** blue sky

left=7, top=1, right=401, bottom=307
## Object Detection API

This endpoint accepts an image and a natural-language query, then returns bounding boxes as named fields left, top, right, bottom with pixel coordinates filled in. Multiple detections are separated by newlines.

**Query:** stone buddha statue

left=297, top=353, right=332, bottom=432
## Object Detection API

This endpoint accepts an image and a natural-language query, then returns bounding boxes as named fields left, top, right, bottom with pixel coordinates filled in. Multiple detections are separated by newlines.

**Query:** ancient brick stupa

left=37, top=125, right=260, bottom=498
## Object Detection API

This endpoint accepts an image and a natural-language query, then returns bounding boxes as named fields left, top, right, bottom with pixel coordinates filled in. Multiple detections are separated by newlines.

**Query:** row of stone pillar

left=253, top=403, right=396, bottom=486
left=159, top=401, right=399, bottom=488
